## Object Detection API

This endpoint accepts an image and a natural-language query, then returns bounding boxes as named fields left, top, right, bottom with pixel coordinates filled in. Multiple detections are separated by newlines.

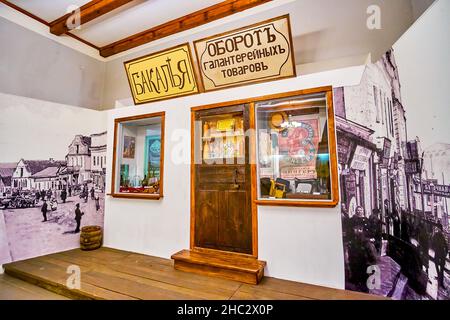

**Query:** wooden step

left=171, top=249, right=266, bottom=285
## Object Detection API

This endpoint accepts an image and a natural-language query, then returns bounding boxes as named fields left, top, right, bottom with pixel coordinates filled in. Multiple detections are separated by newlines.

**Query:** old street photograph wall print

left=0, top=94, right=106, bottom=265
left=336, top=49, right=449, bottom=300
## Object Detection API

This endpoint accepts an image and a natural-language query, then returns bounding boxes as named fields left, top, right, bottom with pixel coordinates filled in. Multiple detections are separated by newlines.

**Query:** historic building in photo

left=0, top=162, right=16, bottom=194
left=11, top=159, right=66, bottom=191
left=335, top=49, right=408, bottom=225
left=66, top=135, right=92, bottom=184
left=409, top=141, right=450, bottom=228
left=90, top=131, right=107, bottom=190
left=3, top=132, right=107, bottom=192
left=32, top=166, right=65, bottom=191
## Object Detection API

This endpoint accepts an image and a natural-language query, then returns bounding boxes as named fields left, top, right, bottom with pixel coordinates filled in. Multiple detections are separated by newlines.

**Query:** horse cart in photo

left=0, top=192, right=36, bottom=209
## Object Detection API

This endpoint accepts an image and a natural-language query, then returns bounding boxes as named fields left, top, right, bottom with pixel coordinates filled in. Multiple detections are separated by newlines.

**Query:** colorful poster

left=278, top=118, right=320, bottom=179
left=120, top=164, right=129, bottom=186
left=123, top=136, right=136, bottom=159
left=144, top=135, right=161, bottom=179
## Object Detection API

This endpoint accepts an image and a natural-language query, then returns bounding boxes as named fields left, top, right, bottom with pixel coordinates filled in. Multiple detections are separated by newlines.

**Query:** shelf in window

left=202, top=156, right=246, bottom=162
left=203, top=156, right=244, bottom=160
left=202, top=133, right=245, bottom=140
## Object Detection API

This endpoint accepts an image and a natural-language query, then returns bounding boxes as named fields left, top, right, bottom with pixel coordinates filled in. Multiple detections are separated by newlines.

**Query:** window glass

left=198, top=112, right=245, bottom=165
left=114, top=115, right=163, bottom=197
left=256, top=92, right=333, bottom=201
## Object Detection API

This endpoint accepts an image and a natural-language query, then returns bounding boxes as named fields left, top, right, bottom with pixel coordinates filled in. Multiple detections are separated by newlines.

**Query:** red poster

left=278, top=119, right=320, bottom=179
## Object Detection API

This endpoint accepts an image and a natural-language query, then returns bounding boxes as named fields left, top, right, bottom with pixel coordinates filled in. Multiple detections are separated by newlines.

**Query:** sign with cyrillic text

left=194, top=15, right=296, bottom=92
left=124, top=43, right=199, bottom=104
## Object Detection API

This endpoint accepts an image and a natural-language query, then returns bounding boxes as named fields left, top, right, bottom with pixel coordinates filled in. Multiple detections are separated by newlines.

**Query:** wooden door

left=193, top=105, right=252, bottom=254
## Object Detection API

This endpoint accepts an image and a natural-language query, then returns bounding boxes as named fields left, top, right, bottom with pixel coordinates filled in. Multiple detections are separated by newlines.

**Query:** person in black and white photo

left=61, top=188, right=67, bottom=203
left=41, top=200, right=48, bottom=222
left=432, top=222, right=449, bottom=289
left=74, top=203, right=84, bottom=234
left=418, top=220, right=431, bottom=279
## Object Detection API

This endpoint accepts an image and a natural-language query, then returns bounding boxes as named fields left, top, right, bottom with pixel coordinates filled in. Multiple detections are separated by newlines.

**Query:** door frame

left=190, top=101, right=258, bottom=258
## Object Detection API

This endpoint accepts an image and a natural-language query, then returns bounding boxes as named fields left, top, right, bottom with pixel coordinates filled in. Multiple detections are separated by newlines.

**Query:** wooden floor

left=0, top=274, right=68, bottom=300
left=1, top=247, right=384, bottom=300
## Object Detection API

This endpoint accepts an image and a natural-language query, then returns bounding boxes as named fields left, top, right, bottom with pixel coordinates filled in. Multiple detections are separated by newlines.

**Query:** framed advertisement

left=123, top=136, right=136, bottom=159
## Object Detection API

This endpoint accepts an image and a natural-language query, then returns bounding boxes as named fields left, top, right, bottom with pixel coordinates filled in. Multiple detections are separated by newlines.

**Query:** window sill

left=254, top=199, right=338, bottom=208
left=108, top=193, right=163, bottom=200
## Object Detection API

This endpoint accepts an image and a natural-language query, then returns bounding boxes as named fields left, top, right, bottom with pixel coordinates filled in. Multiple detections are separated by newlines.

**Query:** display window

left=111, top=112, right=165, bottom=199
left=254, top=88, right=339, bottom=207
left=198, top=111, right=246, bottom=164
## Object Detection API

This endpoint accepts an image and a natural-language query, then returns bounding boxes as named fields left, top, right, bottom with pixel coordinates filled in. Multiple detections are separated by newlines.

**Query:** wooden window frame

left=110, top=111, right=165, bottom=200
left=254, top=87, right=339, bottom=208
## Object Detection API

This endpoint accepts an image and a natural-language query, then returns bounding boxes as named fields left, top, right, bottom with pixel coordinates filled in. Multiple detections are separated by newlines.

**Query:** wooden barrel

left=80, top=225, right=102, bottom=251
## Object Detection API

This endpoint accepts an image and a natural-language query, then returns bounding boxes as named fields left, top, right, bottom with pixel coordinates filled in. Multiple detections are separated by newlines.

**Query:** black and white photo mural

left=335, top=49, right=449, bottom=300
left=0, top=93, right=106, bottom=265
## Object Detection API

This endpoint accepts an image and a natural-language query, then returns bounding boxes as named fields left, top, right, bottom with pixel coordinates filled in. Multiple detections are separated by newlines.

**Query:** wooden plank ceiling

left=1, top=0, right=272, bottom=58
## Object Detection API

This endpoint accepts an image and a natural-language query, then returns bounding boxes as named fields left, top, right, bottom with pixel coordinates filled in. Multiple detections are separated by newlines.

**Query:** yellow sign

left=216, top=118, right=235, bottom=131
left=124, top=43, right=199, bottom=104
left=194, top=15, right=296, bottom=92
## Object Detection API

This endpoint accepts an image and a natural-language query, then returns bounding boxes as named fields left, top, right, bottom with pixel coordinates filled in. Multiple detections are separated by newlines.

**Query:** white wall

left=0, top=17, right=105, bottom=110
left=393, top=0, right=450, bottom=150
left=104, top=65, right=364, bottom=289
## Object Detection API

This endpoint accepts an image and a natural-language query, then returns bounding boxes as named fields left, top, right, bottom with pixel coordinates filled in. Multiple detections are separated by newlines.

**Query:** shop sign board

left=194, top=15, right=296, bottom=92
left=337, top=135, right=354, bottom=165
left=343, top=173, right=357, bottom=215
left=405, top=159, right=420, bottom=174
left=423, top=183, right=450, bottom=198
left=381, top=138, right=391, bottom=166
left=350, top=145, right=372, bottom=171
left=124, top=43, right=199, bottom=104
left=407, top=140, right=419, bottom=160
left=391, top=152, right=399, bottom=170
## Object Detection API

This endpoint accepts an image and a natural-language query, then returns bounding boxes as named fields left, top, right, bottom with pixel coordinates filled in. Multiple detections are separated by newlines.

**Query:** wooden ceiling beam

left=49, top=0, right=134, bottom=36
left=99, top=0, right=272, bottom=58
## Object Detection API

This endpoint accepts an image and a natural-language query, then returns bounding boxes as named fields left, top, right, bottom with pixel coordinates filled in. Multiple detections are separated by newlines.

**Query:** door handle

left=232, top=168, right=240, bottom=190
